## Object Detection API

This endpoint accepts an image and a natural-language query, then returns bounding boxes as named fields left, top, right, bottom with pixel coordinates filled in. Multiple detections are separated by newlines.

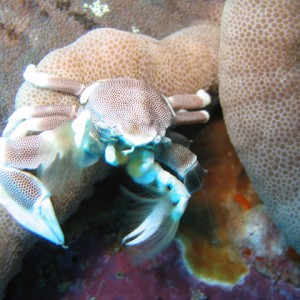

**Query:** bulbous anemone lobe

left=219, top=0, right=300, bottom=252
left=15, top=24, right=219, bottom=109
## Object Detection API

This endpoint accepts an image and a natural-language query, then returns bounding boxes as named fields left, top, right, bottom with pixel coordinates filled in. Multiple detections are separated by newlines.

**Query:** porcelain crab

left=0, top=64, right=211, bottom=253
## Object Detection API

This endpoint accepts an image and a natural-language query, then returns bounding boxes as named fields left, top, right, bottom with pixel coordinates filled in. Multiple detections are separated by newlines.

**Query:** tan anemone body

left=16, top=24, right=220, bottom=108
left=219, top=0, right=300, bottom=252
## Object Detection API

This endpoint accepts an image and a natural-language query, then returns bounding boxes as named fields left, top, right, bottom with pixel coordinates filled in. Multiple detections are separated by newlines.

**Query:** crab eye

left=153, top=135, right=161, bottom=144
left=110, top=127, right=121, bottom=137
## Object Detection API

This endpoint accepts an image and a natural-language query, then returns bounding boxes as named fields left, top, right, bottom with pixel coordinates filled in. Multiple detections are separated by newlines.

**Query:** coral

left=176, top=117, right=294, bottom=289
left=0, top=0, right=85, bottom=131
left=219, top=0, right=300, bottom=252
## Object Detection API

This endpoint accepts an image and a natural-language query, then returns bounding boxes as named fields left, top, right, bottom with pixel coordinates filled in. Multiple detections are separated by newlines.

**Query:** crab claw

left=0, top=166, right=64, bottom=245
left=155, top=142, right=205, bottom=194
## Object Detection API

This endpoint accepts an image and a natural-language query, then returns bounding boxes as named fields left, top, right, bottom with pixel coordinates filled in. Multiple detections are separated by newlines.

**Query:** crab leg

left=3, top=105, right=77, bottom=138
left=0, top=125, right=77, bottom=172
left=166, top=89, right=211, bottom=125
left=0, top=135, right=50, bottom=169
left=1, top=110, right=101, bottom=174
left=167, top=89, right=211, bottom=110
left=23, top=64, right=85, bottom=97
left=155, top=143, right=205, bottom=194
left=0, top=166, right=64, bottom=245
left=174, top=110, right=210, bottom=125
left=0, top=111, right=103, bottom=245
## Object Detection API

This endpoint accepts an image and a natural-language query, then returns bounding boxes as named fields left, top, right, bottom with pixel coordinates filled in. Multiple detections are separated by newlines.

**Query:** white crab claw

left=0, top=166, right=64, bottom=245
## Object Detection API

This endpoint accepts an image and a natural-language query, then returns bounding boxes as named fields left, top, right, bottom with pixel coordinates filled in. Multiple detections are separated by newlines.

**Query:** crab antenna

left=23, top=64, right=85, bottom=97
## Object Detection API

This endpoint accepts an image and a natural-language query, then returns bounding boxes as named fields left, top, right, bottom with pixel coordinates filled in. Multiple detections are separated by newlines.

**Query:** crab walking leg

left=3, top=105, right=77, bottom=138
left=124, top=154, right=190, bottom=246
left=174, top=110, right=210, bottom=125
left=0, top=125, right=79, bottom=171
left=0, top=136, right=49, bottom=169
left=0, top=166, right=64, bottom=245
left=155, top=143, right=205, bottom=194
left=10, top=116, right=76, bottom=139
left=165, top=89, right=211, bottom=125
left=167, top=89, right=211, bottom=110
left=23, top=64, right=85, bottom=97
left=1, top=111, right=103, bottom=179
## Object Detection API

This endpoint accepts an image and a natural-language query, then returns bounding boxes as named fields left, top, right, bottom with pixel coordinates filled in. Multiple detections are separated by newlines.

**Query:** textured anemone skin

left=15, top=25, right=220, bottom=109
left=219, top=0, right=300, bottom=252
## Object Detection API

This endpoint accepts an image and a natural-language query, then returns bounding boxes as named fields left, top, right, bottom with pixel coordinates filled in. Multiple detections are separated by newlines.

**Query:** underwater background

left=0, top=1, right=300, bottom=299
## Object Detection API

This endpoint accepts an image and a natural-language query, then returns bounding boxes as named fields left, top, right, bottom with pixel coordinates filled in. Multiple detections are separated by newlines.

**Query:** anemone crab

left=0, top=64, right=211, bottom=253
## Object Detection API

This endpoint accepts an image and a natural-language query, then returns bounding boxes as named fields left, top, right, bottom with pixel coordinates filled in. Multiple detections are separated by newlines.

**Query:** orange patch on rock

left=178, top=116, right=261, bottom=285
left=233, top=193, right=252, bottom=211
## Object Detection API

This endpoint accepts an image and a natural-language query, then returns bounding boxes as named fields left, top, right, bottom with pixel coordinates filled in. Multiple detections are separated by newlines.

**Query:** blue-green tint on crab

left=101, top=143, right=192, bottom=253
left=41, top=111, right=102, bottom=173
left=104, top=143, right=129, bottom=166
left=71, top=110, right=104, bottom=168
left=126, top=149, right=156, bottom=185
left=0, top=166, right=64, bottom=245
